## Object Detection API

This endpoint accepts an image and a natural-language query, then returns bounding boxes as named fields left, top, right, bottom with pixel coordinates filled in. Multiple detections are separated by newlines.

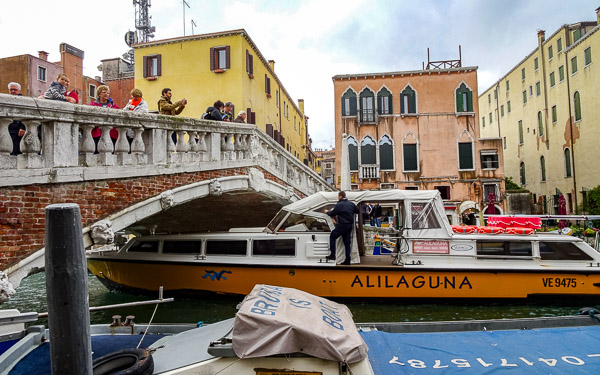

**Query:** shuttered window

left=403, top=144, right=418, bottom=172
left=210, top=46, right=230, bottom=71
left=520, top=162, right=526, bottom=186
left=342, top=89, right=357, bottom=116
left=348, top=137, right=358, bottom=171
left=574, top=91, right=581, bottom=121
left=143, top=54, right=162, bottom=78
left=360, top=136, right=376, bottom=164
left=564, top=148, right=572, bottom=177
left=458, top=142, right=474, bottom=170
left=265, top=74, right=271, bottom=96
left=455, top=83, right=473, bottom=112
left=540, top=156, right=546, bottom=182
left=379, top=135, right=394, bottom=170
left=537, top=111, right=544, bottom=136
left=246, top=50, right=254, bottom=77
left=377, top=87, right=392, bottom=114
left=400, top=86, right=416, bottom=114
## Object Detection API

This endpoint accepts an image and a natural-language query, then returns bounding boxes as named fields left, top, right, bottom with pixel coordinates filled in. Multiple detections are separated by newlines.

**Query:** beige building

left=332, top=63, right=505, bottom=224
left=480, top=8, right=600, bottom=214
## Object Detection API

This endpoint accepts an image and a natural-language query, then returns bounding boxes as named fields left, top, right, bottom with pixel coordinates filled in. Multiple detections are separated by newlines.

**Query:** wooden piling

left=45, top=203, right=93, bottom=375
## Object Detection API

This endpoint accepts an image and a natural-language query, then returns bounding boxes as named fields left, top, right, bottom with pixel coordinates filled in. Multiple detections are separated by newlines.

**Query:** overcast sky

left=1, top=0, right=597, bottom=149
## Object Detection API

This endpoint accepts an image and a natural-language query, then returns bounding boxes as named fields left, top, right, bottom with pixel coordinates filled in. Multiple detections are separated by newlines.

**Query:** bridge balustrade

left=0, top=94, right=328, bottom=195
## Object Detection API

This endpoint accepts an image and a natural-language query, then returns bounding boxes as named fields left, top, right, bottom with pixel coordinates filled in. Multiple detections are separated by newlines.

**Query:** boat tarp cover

left=360, top=325, right=600, bottom=374
left=232, top=284, right=368, bottom=363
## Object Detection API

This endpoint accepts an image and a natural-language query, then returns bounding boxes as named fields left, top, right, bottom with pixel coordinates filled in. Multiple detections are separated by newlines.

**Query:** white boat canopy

left=232, top=284, right=369, bottom=363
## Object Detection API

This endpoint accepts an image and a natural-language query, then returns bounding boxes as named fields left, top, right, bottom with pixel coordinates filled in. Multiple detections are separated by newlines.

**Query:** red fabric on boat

left=487, top=216, right=542, bottom=229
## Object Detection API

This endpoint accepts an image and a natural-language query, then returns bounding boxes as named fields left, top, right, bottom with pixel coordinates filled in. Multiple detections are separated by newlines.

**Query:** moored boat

left=87, top=190, right=600, bottom=300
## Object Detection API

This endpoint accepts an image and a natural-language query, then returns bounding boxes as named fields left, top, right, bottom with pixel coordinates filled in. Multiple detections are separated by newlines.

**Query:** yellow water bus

left=87, top=190, right=600, bottom=300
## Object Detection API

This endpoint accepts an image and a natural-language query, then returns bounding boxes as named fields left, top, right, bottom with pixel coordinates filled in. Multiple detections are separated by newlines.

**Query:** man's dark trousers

left=329, top=223, right=353, bottom=263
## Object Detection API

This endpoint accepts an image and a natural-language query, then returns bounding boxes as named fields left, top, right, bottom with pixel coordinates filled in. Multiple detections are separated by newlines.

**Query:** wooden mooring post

left=45, top=203, right=93, bottom=374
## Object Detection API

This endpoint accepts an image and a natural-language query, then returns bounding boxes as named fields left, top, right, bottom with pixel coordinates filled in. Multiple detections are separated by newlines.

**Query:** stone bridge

left=0, top=94, right=332, bottom=294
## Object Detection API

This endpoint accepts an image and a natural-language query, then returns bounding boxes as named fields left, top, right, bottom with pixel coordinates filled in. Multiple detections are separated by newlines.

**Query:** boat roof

left=284, top=190, right=441, bottom=214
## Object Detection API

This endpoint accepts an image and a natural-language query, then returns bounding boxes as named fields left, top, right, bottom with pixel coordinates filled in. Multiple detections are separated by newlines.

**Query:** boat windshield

left=266, top=210, right=290, bottom=232
left=277, top=213, right=330, bottom=232
left=411, top=201, right=440, bottom=229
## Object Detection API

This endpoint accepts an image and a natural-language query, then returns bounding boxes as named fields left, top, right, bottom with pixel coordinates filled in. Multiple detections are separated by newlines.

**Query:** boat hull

left=87, top=258, right=600, bottom=299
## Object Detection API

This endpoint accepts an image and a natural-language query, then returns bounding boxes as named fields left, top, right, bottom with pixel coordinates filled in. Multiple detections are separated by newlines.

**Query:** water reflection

left=1, top=272, right=594, bottom=325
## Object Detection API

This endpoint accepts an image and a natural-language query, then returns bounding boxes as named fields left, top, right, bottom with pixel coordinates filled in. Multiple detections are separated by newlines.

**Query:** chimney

left=268, top=60, right=275, bottom=71
left=537, top=29, right=545, bottom=43
left=95, top=76, right=101, bottom=81
left=38, top=51, right=49, bottom=61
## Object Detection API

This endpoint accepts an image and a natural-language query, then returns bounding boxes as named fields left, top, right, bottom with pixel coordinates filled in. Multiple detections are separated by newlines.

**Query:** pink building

left=332, top=65, right=505, bottom=224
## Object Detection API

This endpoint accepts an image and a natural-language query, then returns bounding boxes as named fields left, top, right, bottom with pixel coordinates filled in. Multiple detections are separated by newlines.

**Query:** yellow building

left=132, top=29, right=311, bottom=165
left=480, top=8, right=600, bottom=214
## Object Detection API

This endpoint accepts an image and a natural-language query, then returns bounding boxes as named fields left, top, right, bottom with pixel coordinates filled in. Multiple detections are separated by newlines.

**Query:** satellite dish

left=125, top=31, right=138, bottom=47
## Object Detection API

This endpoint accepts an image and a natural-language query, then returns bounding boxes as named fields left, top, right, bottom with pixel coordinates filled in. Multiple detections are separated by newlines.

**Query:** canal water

left=1, top=271, right=596, bottom=326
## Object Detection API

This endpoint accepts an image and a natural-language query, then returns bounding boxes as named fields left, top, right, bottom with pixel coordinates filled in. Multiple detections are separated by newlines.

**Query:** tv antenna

left=183, top=0, right=190, bottom=36
left=191, top=20, right=197, bottom=35
left=133, top=0, right=156, bottom=43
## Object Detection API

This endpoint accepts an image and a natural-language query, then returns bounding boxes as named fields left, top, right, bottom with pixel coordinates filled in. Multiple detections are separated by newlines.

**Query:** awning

left=459, top=200, right=479, bottom=214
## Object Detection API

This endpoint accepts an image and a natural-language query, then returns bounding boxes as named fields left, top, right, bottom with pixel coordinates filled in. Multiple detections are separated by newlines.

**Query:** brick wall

left=0, top=167, right=288, bottom=269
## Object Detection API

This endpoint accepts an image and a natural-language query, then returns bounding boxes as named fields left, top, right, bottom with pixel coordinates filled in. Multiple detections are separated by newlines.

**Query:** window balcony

left=360, top=164, right=379, bottom=179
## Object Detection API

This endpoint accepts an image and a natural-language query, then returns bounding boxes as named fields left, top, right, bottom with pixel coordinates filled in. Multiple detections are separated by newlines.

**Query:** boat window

left=278, top=213, right=330, bottom=232
left=127, top=240, right=159, bottom=253
left=314, top=203, right=336, bottom=214
left=163, top=240, right=201, bottom=254
left=206, top=240, right=247, bottom=256
left=539, top=242, right=593, bottom=261
left=477, top=241, right=532, bottom=257
left=266, top=210, right=290, bottom=232
left=252, top=239, right=295, bottom=256
left=411, top=202, right=440, bottom=229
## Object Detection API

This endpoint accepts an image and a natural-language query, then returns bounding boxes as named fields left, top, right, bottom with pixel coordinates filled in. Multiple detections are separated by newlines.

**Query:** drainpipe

left=494, top=83, right=501, bottom=138
left=538, top=30, right=550, bottom=143
left=563, top=26, right=578, bottom=212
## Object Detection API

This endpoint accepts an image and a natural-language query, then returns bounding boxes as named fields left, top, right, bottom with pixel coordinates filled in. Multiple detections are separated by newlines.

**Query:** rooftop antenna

left=133, top=0, right=156, bottom=43
left=183, top=0, right=190, bottom=36
left=191, top=19, right=197, bottom=35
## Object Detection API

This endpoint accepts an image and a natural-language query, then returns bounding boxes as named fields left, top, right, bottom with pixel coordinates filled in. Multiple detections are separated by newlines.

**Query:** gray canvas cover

left=232, top=284, right=368, bottom=363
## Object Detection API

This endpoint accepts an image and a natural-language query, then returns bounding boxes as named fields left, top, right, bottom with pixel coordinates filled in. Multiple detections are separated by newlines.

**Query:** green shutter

left=409, top=93, right=416, bottom=113
left=403, top=144, right=418, bottom=171
left=456, top=90, right=463, bottom=112
left=458, top=143, right=473, bottom=169
left=380, top=142, right=393, bottom=170
left=349, top=143, right=358, bottom=171
left=467, top=90, right=473, bottom=112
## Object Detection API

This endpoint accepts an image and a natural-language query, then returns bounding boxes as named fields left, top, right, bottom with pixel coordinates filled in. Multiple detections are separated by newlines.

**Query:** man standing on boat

left=325, top=191, right=358, bottom=265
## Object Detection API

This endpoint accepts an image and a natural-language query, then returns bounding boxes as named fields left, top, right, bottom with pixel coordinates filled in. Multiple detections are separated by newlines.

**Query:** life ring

left=451, top=225, right=477, bottom=234
left=477, top=226, right=505, bottom=234
left=92, top=348, right=154, bottom=375
left=505, top=227, right=535, bottom=235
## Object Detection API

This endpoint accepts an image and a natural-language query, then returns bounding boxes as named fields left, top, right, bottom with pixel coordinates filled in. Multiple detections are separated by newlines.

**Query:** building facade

left=333, top=66, right=505, bottom=224
left=132, top=29, right=312, bottom=165
left=479, top=8, right=600, bottom=214
left=0, top=44, right=102, bottom=105
left=315, top=148, right=336, bottom=185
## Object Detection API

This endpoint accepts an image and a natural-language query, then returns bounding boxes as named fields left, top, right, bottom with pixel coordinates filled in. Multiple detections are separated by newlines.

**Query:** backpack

left=201, top=108, right=213, bottom=120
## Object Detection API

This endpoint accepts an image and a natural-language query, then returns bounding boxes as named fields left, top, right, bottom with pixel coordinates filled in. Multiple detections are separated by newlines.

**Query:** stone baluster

left=167, top=130, right=176, bottom=153
left=0, top=119, right=12, bottom=155
left=114, top=128, right=130, bottom=154
left=131, top=128, right=145, bottom=154
left=97, top=125, right=114, bottom=154
left=234, top=134, right=243, bottom=159
left=78, top=124, right=95, bottom=154
left=175, top=131, right=188, bottom=153
left=197, top=132, right=207, bottom=152
left=188, top=131, right=199, bottom=153
left=221, top=134, right=235, bottom=160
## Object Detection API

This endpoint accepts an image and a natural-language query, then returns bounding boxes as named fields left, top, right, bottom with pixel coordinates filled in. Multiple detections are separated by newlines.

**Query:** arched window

left=540, top=156, right=546, bottom=182
left=377, top=87, right=393, bottom=115
left=520, top=162, right=526, bottom=186
left=537, top=111, right=544, bottom=136
left=455, top=83, right=473, bottom=112
left=400, top=86, right=416, bottom=114
left=402, top=132, right=419, bottom=172
left=361, top=136, right=376, bottom=164
left=348, top=136, right=358, bottom=171
left=564, top=148, right=572, bottom=177
left=379, top=135, right=394, bottom=170
left=341, top=89, right=357, bottom=116
left=359, top=88, right=375, bottom=122
left=574, top=91, right=582, bottom=121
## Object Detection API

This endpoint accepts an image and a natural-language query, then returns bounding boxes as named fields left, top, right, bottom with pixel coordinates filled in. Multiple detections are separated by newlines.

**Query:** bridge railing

left=0, top=94, right=330, bottom=195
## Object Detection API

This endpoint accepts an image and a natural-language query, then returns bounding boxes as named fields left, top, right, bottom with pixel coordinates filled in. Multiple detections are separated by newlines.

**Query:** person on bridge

left=325, top=191, right=358, bottom=265
left=89, top=85, right=120, bottom=153
left=234, top=110, right=247, bottom=123
left=158, top=88, right=187, bottom=116
left=203, top=100, right=225, bottom=121
left=7, top=82, right=25, bottom=155
left=223, top=102, right=234, bottom=122
left=43, top=73, right=77, bottom=103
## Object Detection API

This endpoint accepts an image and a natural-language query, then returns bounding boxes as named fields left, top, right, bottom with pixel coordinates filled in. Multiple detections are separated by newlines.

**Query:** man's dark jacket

left=327, top=198, right=358, bottom=225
